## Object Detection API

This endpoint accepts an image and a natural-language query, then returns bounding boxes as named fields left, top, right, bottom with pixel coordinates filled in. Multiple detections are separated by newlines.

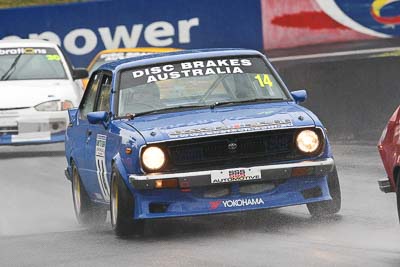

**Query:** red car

left=378, top=106, right=400, bottom=219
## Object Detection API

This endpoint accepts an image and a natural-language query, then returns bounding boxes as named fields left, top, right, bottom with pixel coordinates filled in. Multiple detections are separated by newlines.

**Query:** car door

left=86, top=72, right=116, bottom=203
left=74, top=72, right=101, bottom=190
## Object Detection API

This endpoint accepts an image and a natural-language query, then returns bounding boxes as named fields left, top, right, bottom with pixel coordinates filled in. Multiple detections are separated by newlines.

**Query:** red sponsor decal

left=228, top=170, right=246, bottom=180
left=271, top=11, right=347, bottom=30
left=209, top=200, right=222, bottom=210
left=261, top=0, right=373, bottom=50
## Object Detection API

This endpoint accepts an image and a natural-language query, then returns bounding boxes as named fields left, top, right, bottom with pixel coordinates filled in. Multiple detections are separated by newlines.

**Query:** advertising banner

left=262, top=0, right=400, bottom=50
left=0, top=0, right=263, bottom=67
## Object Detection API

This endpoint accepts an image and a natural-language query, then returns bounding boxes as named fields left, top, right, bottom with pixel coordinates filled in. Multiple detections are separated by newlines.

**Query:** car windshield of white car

left=118, top=56, right=289, bottom=116
left=0, top=47, right=67, bottom=80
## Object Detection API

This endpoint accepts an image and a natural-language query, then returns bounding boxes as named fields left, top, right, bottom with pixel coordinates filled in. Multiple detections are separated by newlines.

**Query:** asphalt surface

left=0, top=143, right=399, bottom=267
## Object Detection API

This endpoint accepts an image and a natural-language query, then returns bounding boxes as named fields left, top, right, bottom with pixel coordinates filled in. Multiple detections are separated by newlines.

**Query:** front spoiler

left=378, top=178, right=393, bottom=193
left=129, top=158, right=335, bottom=190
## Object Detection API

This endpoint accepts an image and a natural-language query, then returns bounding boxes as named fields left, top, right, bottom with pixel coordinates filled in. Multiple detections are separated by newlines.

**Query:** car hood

left=0, top=79, right=77, bottom=109
left=122, top=102, right=316, bottom=143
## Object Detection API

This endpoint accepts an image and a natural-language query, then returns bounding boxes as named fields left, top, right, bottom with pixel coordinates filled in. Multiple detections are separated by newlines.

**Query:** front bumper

left=378, top=178, right=393, bottom=193
left=0, top=107, right=68, bottom=145
left=129, top=158, right=335, bottom=190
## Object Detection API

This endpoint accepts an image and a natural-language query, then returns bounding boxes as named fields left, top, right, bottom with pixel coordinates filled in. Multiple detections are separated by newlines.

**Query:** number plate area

left=211, top=168, right=261, bottom=184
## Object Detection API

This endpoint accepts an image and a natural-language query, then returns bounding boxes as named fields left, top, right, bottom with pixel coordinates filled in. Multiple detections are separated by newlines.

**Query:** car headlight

left=35, top=100, right=74, bottom=111
left=296, top=129, right=320, bottom=154
left=141, top=146, right=166, bottom=172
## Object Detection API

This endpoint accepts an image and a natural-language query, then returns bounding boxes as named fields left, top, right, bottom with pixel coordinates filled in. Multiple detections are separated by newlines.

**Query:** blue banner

left=0, top=0, right=263, bottom=67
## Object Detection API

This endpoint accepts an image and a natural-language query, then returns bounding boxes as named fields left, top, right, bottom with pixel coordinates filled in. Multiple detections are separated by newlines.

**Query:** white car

left=0, top=39, right=88, bottom=145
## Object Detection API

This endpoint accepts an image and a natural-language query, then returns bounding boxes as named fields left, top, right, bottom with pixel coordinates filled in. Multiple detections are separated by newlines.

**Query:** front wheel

left=71, top=163, right=107, bottom=227
left=110, top=166, right=145, bottom=237
left=307, top=166, right=341, bottom=216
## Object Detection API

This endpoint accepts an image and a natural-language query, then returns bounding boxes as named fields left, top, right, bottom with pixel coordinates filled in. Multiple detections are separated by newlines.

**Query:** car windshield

left=90, top=51, right=153, bottom=75
left=118, top=56, right=289, bottom=116
left=0, top=47, right=67, bottom=80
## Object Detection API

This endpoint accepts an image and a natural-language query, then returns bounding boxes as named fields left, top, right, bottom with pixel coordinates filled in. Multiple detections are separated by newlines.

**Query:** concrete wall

left=276, top=57, right=400, bottom=142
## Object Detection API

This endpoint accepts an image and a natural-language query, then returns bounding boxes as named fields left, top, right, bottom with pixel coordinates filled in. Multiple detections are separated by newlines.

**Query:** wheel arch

left=111, top=153, right=131, bottom=189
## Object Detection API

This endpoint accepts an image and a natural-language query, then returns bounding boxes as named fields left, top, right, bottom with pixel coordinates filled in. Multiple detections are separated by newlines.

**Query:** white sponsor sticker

left=95, top=134, right=110, bottom=201
left=211, top=168, right=261, bottom=184
left=0, top=47, right=47, bottom=55
left=131, top=58, right=252, bottom=84
left=209, top=197, right=265, bottom=210
left=222, top=197, right=264, bottom=208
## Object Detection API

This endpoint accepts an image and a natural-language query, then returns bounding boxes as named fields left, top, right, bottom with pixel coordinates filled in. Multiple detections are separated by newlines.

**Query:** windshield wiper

left=118, top=99, right=286, bottom=120
left=209, top=98, right=286, bottom=109
left=119, top=104, right=209, bottom=120
left=1, top=53, right=22, bottom=81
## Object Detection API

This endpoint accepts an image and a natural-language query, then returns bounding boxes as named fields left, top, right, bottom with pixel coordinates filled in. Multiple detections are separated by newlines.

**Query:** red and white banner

left=261, top=0, right=400, bottom=50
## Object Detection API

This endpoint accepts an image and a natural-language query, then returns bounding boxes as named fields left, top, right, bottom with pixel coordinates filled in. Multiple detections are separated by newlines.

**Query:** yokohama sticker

left=209, top=197, right=265, bottom=210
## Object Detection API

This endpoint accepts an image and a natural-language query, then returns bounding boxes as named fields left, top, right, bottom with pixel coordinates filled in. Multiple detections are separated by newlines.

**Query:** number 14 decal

left=255, top=74, right=273, bottom=88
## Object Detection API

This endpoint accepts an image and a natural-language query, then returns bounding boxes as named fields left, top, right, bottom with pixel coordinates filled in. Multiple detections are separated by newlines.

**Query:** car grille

left=162, top=128, right=315, bottom=173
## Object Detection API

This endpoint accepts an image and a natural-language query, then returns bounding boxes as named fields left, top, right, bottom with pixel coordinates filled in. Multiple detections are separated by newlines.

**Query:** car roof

left=0, top=39, right=59, bottom=48
left=99, top=48, right=264, bottom=73
left=97, top=47, right=180, bottom=55
left=87, top=47, right=181, bottom=71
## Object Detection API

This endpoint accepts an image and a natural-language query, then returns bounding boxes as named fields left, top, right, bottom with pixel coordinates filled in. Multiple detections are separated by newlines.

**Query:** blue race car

left=64, top=49, right=341, bottom=236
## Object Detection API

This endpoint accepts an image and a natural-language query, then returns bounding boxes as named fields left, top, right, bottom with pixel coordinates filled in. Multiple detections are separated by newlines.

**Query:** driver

left=233, top=74, right=256, bottom=100
left=124, top=82, right=165, bottom=114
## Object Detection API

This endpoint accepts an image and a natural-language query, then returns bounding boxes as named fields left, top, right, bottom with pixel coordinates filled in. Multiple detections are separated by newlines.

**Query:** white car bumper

left=0, top=107, right=68, bottom=144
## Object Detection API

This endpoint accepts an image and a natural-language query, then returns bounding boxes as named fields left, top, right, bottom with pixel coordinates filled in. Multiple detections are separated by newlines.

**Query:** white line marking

left=270, top=46, right=400, bottom=62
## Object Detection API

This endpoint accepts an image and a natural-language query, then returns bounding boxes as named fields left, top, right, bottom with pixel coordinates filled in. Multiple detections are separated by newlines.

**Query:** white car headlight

left=35, top=100, right=74, bottom=111
left=141, top=146, right=166, bottom=171
left=296, top=129, right=320, bottom=154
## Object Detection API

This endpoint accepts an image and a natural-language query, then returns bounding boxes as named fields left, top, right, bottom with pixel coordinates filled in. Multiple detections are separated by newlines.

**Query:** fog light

left=52, top=122, right=59, bottom=130
left=239, top=183, right=275, bottom=194
left=154, top=179, right=178, bottom=189
left=292, top=167, right=314, bottom=177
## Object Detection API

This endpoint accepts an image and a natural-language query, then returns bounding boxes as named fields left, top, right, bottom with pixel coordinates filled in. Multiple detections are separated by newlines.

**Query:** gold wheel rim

left=73, top=169, right=82, bottom=215
left=111, top=177, right=118, bottom=226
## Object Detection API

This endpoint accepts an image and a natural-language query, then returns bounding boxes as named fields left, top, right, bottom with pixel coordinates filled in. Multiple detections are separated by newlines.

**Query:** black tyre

left=110, top=165, right=145, bottom=237
left=396, top=173, right=400, bottom=222
left=71, top=162, right=107, bottom=227
left=307, top=166, right=341, bottom=216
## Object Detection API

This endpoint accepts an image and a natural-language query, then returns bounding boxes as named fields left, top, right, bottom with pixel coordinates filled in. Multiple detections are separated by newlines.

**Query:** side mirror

left=87, top=111, right=108, bottom=125
left=291, top=90, right=307, bottom=104
left=72, top=68, right=89, bottom=80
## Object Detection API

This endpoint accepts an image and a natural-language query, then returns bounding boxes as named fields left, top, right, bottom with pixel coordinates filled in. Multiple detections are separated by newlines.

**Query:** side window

left=80, top=73, right=101, bottom=119
left=96, top=75, right=112, bottom=112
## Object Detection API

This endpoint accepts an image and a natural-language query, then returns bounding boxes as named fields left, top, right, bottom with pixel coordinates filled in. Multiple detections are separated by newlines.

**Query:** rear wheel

left=307, top=166, right=341, bottom=216
left=71, top=163, right=107, bottom=227
left=396, top=172, right=400, bottom=222
left=110, top=165, right=145, bottom=237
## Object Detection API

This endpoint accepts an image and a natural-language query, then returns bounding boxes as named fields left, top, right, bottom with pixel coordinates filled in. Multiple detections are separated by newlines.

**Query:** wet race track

left=0, top=143, right=399, bottom=267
